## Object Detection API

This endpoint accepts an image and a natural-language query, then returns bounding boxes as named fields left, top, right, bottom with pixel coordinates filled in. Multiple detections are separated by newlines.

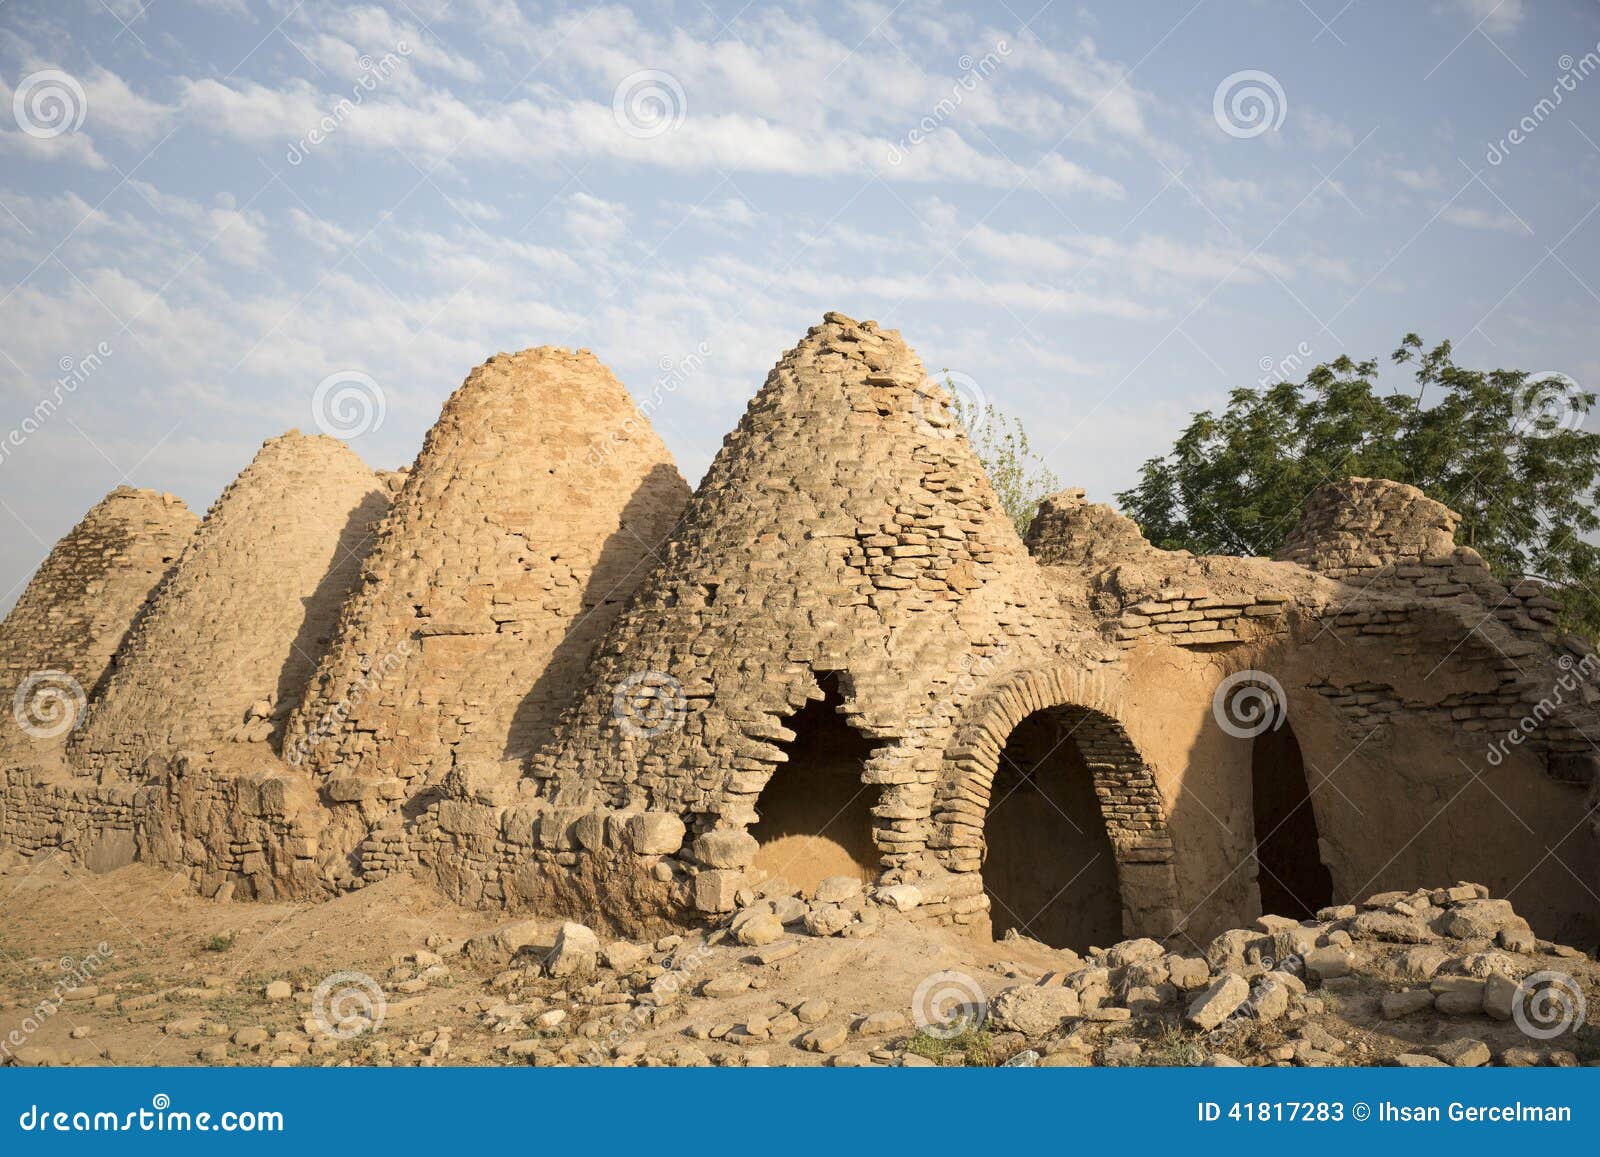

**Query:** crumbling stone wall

left=285, top=348, right=690, bottom=863
left=1029, top=478, right=1599, bottom=943
left=0, top=487, right=196, bottom=761
left=1, top=319, right=1594, bottom=949
left=71, top=433, right=387, bottom=779
left=529, top=313, right=1118, bottom=921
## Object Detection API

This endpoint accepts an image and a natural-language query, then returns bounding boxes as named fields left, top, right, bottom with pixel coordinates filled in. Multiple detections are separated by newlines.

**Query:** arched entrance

left=749, top=672, right=881, bottom=894
left=933, top=666, right=1182, bottom=948
left=983, top=709, right=1122, bottom=950
left=1251, top=720, right=1334, bottom=919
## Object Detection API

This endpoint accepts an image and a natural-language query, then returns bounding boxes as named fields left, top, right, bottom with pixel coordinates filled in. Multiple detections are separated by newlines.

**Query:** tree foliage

left=954, top=389, right=1061, bottom=539
left=1115, top=336, right=1600, bottom=638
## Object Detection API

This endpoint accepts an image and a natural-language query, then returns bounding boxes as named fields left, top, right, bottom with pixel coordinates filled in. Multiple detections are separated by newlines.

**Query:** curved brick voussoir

left=531, top=311, right=1111, bottom=916
left=71, top=432, right=388, bottom=779
left=285, top=346, right=691, bottom=853
left=0, top=487, right=197, bottom=765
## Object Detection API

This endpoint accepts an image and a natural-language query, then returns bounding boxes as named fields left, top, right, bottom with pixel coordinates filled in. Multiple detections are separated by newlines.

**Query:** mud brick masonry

left=2, top=314, right=1596, bottom=949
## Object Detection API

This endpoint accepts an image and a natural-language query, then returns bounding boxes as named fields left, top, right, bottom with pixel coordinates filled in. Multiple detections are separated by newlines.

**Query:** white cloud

left=1441, top=204, right=1528, bottom=233
left=1445, top=0, right=1526, bottom=36
left=563, top=192, right=630, bottom=248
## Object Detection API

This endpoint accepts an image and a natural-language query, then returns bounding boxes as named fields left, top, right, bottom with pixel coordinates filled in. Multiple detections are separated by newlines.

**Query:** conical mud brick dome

left=72, top=432, right=388, bottom=776
left=532, top=312, right=1089, bottom=886
left=0, top=487, right=196, bottom=759
left=285, top=347, right=691, bottom=807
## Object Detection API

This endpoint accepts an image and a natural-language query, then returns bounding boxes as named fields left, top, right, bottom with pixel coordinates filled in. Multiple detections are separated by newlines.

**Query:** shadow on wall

left=982, top=709, right=1122, bottom=952
left=507, top=464, right=689, bottom=764
left=1152, top=629, right=1600, bottom=946
left=748, top=671, right=884, bottom=896
left=1250, top=718, right=1334, bottom=920
left=85, top=522, right=182, bottom=705
left=270, top=488, right=390, bottom=751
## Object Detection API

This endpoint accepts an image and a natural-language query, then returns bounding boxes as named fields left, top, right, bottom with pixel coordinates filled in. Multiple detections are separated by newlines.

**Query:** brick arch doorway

left=934, top=666, right=1181, bottom=952
left=982, top=707, right=1123, bottom=950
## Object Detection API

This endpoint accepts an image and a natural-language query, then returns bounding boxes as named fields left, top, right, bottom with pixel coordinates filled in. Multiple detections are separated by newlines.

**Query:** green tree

left=1115, top=337, right=1600, bottom=638
left=953, top=388, right=1061, bottom=538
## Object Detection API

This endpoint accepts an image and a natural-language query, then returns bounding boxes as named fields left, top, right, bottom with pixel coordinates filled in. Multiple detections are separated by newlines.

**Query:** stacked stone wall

left=71, top=433, right=387, bottom=778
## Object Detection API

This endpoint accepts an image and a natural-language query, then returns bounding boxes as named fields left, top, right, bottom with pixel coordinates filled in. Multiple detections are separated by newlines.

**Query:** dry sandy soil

left=1, top=848, right=1596, bottom=1068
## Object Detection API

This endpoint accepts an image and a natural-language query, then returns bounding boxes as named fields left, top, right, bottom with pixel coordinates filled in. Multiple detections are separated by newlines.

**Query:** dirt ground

left=2, top=849, right=1595, bottom=1068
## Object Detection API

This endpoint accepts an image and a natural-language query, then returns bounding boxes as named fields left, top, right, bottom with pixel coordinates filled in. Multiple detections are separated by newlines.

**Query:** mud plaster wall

left=286, top=348, right=690, bottom=861
left=71, top=433, right=388, bottom=780
left=0, top=488, right=196, bottom=760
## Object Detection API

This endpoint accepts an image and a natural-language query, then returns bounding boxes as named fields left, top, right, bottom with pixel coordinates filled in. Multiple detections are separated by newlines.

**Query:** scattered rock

left=546, top=922, right=599, bottom=979
left=1432, top=1038, right=1491, bottom=1067
left=989, top=985, right=1081, bottom=1036
left=1186, top=973, right=1250, bottom=1030
left=1302, top=946, right=1352, bottom=981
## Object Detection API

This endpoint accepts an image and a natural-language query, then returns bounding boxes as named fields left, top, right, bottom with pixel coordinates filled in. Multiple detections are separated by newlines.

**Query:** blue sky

left=1, top=0, right=1597, bottom=608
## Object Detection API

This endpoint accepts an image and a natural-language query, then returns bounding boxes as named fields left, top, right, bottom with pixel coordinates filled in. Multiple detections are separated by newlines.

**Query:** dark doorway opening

left=982, top=710, right=1122, bottom=952
left=1251, top=721, right=1334, bottom=919
left=749, top=673, right=880, bottom=894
